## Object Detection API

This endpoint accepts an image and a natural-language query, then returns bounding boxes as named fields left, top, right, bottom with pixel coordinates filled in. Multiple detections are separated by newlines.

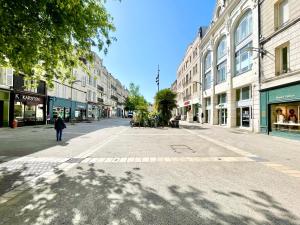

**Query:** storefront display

left=260, top=83, right=300, bottom=137
left=270, top=103, right=300, bottom=133
left=13, top=93, right=45, bottom=126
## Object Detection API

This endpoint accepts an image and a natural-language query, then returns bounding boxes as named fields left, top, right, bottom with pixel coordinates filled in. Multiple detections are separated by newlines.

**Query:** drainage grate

left=66, top=158, right=85, bottom=163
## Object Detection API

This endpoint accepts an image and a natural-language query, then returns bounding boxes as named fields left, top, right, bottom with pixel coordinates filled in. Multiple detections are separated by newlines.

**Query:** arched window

left=216, top=36, right=227, bottom=84
left=204, top=52, right=212, bottom=90
left=235, top=11, right=252, bottom=45
left=234, top=11, right=253, bottom=76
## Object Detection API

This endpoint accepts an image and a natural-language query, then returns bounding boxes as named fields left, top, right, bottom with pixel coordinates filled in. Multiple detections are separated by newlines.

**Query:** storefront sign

left=184, top=101, right=190, bottom=106
left=276, top=95, right=296, bottom=100
left=15, top=93, right=43, bottom=104
left=268, top=83, right=300, bottom=103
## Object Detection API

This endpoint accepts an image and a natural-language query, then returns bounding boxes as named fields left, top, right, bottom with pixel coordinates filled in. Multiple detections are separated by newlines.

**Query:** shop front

left=87, top=102, right=99, bottom=120
left=48, top=96, right=71, bottom=123
left=260, top=83, right=300, bottom=138
left=74, top=102, right=87, bottom=121
left=0, top=90, right=10, bottom=127
left=12, top=92, right=46, bottom=126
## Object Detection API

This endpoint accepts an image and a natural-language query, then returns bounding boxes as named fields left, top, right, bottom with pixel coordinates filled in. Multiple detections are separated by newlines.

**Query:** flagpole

left=156, top=64, right=160, bottom=92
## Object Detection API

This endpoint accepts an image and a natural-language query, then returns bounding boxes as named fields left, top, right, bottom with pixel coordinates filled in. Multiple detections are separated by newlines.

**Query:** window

left=275, top=42, right=289, bottom=75
left=217, top=61, right=227, bottom=84
left=235, top=42, right=253, bottom=75
left=236, top=86, right=251, bottom=101
left=204, top=52, right=212, bottom=90
left=218, top=93, right=227, bottom=104
left=216, top=37, right=227, bottom=84
left=275, top=0, right=289, bottom=29
left=235, top=11, right=252, bottom=45
left=204, top=52, right=212, bottom=72
left=88, top=90, right=92, bottom=101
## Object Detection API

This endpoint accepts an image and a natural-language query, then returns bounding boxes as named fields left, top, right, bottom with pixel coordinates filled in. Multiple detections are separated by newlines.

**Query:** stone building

left=199, top=0, right=260, bottom=131
left=259, top=0, right=300, bottom=137
left=176, top=31, right=201, bottom=122
left=175, top=0, right=261, bottom=132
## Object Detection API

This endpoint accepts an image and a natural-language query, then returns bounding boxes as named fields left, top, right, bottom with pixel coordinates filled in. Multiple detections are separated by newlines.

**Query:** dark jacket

left=54, top=117, right=66, bottom=130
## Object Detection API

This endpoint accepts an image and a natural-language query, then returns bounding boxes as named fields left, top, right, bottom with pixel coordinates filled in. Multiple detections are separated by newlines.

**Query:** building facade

left=175, top=0, right=261, bottom=132
left=259, top=0, right=300, bottom=136
left=0, top=68, right=13, bottom=127
left=176, top=33, right=201, bottom=122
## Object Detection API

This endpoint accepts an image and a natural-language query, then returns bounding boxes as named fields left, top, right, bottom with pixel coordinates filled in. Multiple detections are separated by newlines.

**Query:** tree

left=125, top=83, right=147, bottom=112
left=154, top=89, right=177, bottom=126
left=0, top=0, right=116, bottom=87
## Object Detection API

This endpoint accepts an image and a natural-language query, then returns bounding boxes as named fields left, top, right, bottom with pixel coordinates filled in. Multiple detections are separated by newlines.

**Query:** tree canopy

left=124, top=83, right=148, bottom=112
left=154, top=89, right=177, bottom=126
left=0, top=0, right=116, bottom=87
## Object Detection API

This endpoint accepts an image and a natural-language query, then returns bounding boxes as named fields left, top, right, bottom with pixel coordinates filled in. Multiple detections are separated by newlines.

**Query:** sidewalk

left=179, top=120, right=300, bottom=171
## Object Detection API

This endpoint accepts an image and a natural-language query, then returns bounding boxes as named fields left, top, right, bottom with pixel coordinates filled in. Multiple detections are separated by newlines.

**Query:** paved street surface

left=0, top=119, right=300, bottom=225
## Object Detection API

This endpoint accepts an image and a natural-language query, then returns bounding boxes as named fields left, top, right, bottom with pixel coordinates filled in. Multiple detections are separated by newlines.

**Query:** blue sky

left=98, top=0, right=216, bottom=102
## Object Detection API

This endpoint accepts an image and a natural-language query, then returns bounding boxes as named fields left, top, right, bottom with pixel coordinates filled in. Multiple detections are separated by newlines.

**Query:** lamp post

left=70, top=79, right=81, bottom=122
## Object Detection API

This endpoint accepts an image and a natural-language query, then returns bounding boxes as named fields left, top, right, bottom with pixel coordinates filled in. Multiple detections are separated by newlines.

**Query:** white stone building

left=259, top=0, right=300, bottom=136
left=175, top=0, right=261, bottom=132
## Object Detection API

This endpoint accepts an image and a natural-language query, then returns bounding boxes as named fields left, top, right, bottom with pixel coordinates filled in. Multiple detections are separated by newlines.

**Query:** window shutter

left=6, top=68, right=13, bottom=87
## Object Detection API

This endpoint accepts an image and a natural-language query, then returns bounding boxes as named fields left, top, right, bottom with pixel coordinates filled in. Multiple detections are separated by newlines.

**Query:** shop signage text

left=276, top=95, right=296, bottom=100
left=15, top=93, right=43, bottom=104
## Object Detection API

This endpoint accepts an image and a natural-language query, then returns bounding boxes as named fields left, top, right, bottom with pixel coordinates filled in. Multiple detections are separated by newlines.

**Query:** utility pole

left=156, top=65, right=160, bottom=92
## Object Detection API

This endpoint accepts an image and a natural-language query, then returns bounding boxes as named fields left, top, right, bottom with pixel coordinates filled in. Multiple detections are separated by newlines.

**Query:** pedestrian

left=54, top=116, right=66, bottom=141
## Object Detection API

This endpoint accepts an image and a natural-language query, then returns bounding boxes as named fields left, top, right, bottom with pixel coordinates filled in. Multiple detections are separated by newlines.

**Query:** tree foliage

left=154, top=89, right=177, bottom=126
left=0, top=0, right=116, bottom=87
left=124, top=83, right=148, bottom=112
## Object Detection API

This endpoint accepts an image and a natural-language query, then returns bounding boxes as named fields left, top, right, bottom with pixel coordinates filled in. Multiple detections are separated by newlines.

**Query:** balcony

left=111, top=95, right=118, bottom=101
left=98, top=98, right=104, bottom=103
left=97, top=85, right=104, bottom=92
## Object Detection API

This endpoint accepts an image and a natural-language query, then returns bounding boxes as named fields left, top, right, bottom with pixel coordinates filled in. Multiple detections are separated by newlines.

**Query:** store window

left=271, top=103, right=300, bottom=133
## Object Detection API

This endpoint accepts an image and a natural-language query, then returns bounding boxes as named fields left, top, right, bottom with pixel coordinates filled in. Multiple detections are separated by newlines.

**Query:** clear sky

left=98, top=0, right=216, bottom=103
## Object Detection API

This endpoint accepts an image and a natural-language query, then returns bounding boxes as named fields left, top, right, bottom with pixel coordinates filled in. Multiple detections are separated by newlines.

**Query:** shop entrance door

left=0, top=101, right=3, bottom=127
left=241, top=107, right=251, bottom=127
left=218, top=109, right=227, bottom=125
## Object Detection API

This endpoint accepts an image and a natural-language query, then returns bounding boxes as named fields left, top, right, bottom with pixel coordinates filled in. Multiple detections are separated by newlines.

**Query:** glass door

left=241, top=107, right=250, bottom=127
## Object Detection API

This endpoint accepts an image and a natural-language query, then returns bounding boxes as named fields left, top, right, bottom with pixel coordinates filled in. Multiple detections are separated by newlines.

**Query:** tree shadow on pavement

left=0, top=164, right=298, bottom=225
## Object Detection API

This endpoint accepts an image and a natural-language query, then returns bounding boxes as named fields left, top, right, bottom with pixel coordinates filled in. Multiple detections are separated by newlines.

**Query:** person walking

left=54, top=116, right=66, bottom=141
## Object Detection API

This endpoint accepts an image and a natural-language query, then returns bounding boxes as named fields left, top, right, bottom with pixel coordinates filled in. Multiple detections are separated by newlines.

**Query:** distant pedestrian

left=54, top=116, right=66, bottom=141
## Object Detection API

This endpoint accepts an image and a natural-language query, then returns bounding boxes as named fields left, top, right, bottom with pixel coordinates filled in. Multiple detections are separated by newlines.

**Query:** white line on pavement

left=183, top=129, right=257, bottom=158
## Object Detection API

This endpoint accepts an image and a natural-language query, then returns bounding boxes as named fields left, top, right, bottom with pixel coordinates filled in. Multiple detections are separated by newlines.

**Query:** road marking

left=184, top=129, right=258, bottom=158
left=79, top=156, right=254, bottom=164
left=262, top=162, right=300, bottom=179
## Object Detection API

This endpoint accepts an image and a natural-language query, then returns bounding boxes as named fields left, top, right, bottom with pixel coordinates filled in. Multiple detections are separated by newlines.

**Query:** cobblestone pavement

left=0, top=119, right=300, bottom=225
